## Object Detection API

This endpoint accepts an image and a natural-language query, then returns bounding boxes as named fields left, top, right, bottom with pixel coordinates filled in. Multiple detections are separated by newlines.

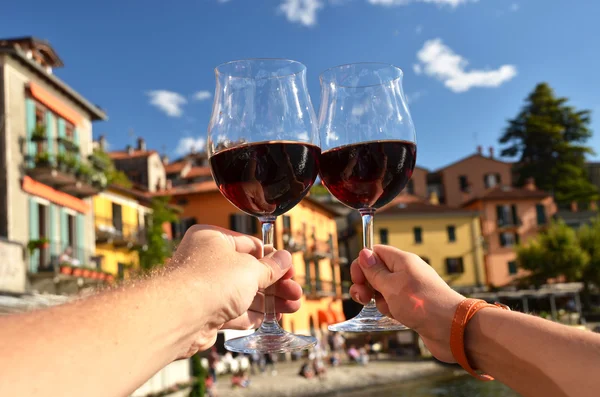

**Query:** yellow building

left=93, top=185, right=152, bottom=278
left=372, top=197, right=486, bottom=292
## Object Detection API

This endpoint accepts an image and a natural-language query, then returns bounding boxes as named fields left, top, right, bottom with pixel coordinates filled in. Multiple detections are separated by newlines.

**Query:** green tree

left=516, top=220, right=588, bottom=287
left=189, top=353, right=206, bottom=397
left=577, top=217, right=600, bottom=308
left=499, top=83, right=598, bottom=204
left=137, top=196, right=177, bottom=271
left=90, top=148, right=132, bottom=188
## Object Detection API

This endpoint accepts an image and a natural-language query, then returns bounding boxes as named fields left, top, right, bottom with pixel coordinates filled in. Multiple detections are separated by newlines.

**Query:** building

left=427, top=146, right=513, bottom=207
left=0, top=36, right=108, bottom=294
left=372, top=195, right=486, bottom=293
left=464, top=179, right=556, bottom=287
left=94, top=184, right=152, bottom=278
left=556, top=162, right=600, bottom=229
left=109, top=138, right=166, bottom=192
left=159, top=175, right=345, bottom=337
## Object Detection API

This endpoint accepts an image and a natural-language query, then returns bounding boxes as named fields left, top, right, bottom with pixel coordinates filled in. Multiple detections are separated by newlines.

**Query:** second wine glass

left=318, top=63, right=417, bottom=332
left=208, top=59, right=319, bottom=353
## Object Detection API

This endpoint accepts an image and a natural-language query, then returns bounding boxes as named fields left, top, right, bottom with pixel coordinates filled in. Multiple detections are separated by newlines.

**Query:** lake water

left=328, top=375, right=522, bottom=397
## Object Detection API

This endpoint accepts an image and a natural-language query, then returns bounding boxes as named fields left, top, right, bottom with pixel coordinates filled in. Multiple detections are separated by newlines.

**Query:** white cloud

left=413, top=38, right=517, bottom=93
left=368, top=0, right=477, bottom=7
left=406, top=90, right=426, bottom=104
left=175, top=136, right=206, bottom=156
left=279, top=0, right=324, bottom=26
left=147, top=90, right=187, bottom=117
left=415, top=24, right=423, bottom=34
left=193, top=90, right=212, bottom=101
left=413, top=64, right=422, bottom=75
left=510, top=2, right=519, bottom=12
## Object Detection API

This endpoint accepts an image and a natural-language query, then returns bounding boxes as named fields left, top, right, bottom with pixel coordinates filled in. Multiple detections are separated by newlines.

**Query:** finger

left=349, top=284, right=373, bottom=305
left=374, top=295, right=392, bottom=318
left=187, top=224, right=263, bottom=257
left=281, top=264, right=295, bottom=280
left=275, top=279, right=302, bottom=301
left=358, top=249, right=393, bottom=296
left=350, top=258, right=366, bottom=285
left=256, top=251, right=292, bottom=289
left=247, top=294, right=302, bottom=313
left=252, top=186, right=277, bottom=213
left=373, top=244, right=415, bottom=273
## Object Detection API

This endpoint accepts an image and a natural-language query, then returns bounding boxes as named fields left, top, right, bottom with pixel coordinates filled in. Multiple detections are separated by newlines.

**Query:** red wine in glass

left=210, top=141, right=321, bottom=217
left=319, top=140, right=416, bottom=210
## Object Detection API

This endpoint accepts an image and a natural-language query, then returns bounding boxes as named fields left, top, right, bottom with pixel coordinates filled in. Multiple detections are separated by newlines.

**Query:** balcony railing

left=497, top=217, right=522, bottom=228
left=309, top=239, right=335, bottom=260
left=299, top=278, right=338, bottom=299
left=95, top=217, right=146, bottom=247
left=26, top=138, right=108, bottom=198
left=282, top=230, right=306, bottom=253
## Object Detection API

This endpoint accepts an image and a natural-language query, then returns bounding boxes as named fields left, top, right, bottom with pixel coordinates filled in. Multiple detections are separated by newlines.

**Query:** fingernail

left=361, top=249, right=377, bottom=268
left=271, top=251, right=291, bottom=269
left=352, top=292, right=360, bottom=302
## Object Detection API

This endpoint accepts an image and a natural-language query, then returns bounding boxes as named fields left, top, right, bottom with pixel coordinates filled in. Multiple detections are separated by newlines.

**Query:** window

left=379, top=228, right=389, bottom=244
left=67, top=214, right=76, bottom=249
left=508, top=260, right=518, bottom=275
left=536, top=204, right=547, bottom=225
left=447, top=225, right=456, bottom=242
left=35, top=103, right=46, bottom=127
left=445, top=257, right=464, bottom=274
left=406, top=180, right=415, bottom=195
left=229, top=214, right=258, bottom=235
left=64, top=121, right=74, bottom=140
left=496, top=204, right=518, bottom=227
left=304, top=258, right=311, bottom=290
left=283, top=215, right=292, bottom=232
left=459, top=175, right=469, bottom=193
left=112, top=203, right=123, bottom=233
left=413, top=227, right=423, bottom=244
left=500, top=232, right=520, bottom=247
left=484, top=173, right=501, bottom=189
left=118, top=262, right=126, bottom=279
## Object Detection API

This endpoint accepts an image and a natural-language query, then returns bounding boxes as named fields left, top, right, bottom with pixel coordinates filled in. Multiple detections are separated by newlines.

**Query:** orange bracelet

left=450, top=298, right=510, bottom=381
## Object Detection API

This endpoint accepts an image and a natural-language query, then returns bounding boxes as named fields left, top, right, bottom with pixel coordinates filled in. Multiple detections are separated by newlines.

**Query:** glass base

left=328, top=301, right=408, bottom=332
left=224, top=328, right=317, bottom=354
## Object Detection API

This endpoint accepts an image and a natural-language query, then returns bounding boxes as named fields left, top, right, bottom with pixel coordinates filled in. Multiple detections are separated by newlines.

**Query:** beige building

left=0, top=36, right=106, bottom=293
left=110, top=138, right=167, bottom=192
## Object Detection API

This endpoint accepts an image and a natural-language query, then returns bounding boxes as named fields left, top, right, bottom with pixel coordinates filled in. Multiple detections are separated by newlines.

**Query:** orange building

left=159, top=176, right=345, bottom=337
left=464, top=179, right=557, bottom=286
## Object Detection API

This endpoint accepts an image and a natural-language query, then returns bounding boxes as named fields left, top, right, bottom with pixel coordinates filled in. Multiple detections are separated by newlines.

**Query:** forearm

left=466, top=309, right=600, bottom=397
left=0, top=272, right=209, bottom=397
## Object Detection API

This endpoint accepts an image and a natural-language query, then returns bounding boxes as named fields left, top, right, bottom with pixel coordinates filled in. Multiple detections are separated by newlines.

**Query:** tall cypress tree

left=499, top=83, right=598, bottom=204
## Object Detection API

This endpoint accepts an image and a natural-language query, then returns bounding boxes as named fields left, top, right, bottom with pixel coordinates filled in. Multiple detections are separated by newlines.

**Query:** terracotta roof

left=464, top=186, right=551, bottom=204
left=108, top=184, right=152, bottom=204
left=109, top=150, right=157, bottom=160
left=165, top=161, right=188, bottom=174
left=183, top=166, right=212, bottom=179
left=157, top=180, right=219, bottom=196
left=433, top=153, right=512, bottom=173
left=379, top=194, right=424, bottom=212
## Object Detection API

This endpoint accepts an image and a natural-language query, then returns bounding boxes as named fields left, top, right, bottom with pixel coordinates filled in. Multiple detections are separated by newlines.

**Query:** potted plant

left=77, top=163, right=93, bottom=182
left=105, top=274, right=115, bottom=283
left=27, top=238, right=50, bottom=254
left=34, top=151, right=52, bottom=167
left=59, top=263, right=73, bottom=275
left=90, top=171, right=108, bottom=189
left=81, top=267, right=92, bottom=278
left=71, top=267, right=83, bottom=277
left=96, top=272, right=106, bottom=281
left=58, top=135, right=79, bottom=152
left=30, top=124, right=47, bottom=142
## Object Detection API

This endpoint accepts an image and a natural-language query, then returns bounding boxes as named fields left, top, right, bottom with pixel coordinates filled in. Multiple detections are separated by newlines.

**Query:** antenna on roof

left=128, top=128, right=136, bottom=148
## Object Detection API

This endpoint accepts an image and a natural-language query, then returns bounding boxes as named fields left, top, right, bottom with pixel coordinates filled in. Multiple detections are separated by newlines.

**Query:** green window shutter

left=73, top=127, right=80, bottom=160
left=29, top=198, right=40, bottom=272
left=25, top=99, right=36, bottom=167
left=46, top=112, right=56, bottom=160
left=60, top=208, right=69, bottom=252
left=57, top=118, right=66, bottom=155
left=76, top=214, right=85, bottom=263
left=49, top=204, right=57, bottom=257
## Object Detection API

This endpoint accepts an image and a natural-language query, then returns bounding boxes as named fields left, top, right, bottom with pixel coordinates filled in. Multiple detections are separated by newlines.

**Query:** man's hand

left=168, top=225, right=301, bottom=356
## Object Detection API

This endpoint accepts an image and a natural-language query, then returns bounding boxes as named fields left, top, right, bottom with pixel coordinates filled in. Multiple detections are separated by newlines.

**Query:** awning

left=29, top=82, right=83, bottom=126
left=318, top=309, right=335, bottom=325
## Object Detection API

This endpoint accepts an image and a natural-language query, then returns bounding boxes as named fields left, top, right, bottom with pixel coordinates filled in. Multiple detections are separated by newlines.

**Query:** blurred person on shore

left=298, top=360, right=315, bottom=379
left=350, top=245, right=600, bottom=397
left=265, top=353, right=277, bottom=375
left=231, top=369, right=250, bottom=388
left=0, top=225, right=303, bottom=397
left=347, top=345, right=360, bottom=364
left=208, top=346, right=219, bottom=385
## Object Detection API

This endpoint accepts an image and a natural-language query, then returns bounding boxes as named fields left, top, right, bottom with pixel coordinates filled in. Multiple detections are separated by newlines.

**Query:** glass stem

left=260, top=217, right=281, bottom=332
left=360, top=209, right=377, bottom=309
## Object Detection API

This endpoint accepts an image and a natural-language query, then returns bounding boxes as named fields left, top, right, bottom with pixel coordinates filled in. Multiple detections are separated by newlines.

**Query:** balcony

left=26, top=136, right=107, bottom=198
left=299, top=278, right=339, bottom=299
left=95, top=217, right=146, bottom=247
left=497, top=218, right=522, bottom=229
left=282, top=230, right=306, bottom=253
left=27, top=239, right=114, bottom=293
left=309, top=239, right=335, bottom=260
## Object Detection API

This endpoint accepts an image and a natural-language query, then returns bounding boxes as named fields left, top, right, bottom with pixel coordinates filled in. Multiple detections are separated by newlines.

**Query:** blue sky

left=3, top=0, right=600, bottom=170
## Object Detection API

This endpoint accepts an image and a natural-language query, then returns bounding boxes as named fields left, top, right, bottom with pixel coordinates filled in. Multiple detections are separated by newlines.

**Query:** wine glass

left=207, top=59, right=319, bottom=353
left=318, top=63, right=416, bottom=332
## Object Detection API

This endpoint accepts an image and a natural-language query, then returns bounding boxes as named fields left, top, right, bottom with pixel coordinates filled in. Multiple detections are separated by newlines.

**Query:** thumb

left=257, top=250, right=292, bottom=289
left=358, top=249, right=392, bottom=295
